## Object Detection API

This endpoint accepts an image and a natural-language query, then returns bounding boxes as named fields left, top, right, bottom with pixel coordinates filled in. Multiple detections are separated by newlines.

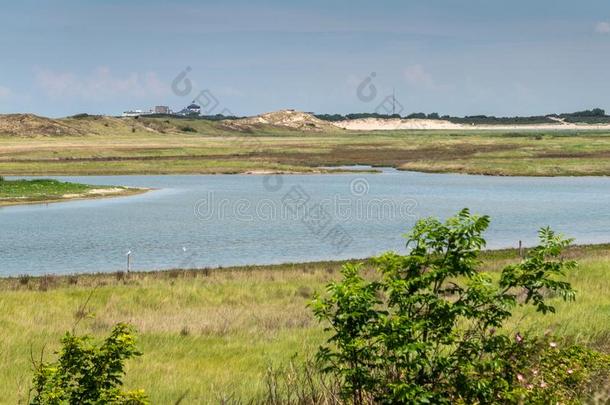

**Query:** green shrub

left=30, top=323, right=148, bottom=404
left=70, top=113, right=91, bottom=119
left=312, top=209, right=609, bottom=404
left=179, top=126, right=197, bottom=133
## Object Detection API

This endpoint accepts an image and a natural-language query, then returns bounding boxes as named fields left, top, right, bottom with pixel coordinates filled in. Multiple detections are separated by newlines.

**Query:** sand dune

left=333, top=117, right=610, bottom=131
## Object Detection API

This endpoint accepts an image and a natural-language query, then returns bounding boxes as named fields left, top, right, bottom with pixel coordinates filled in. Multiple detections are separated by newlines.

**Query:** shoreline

left=3, top=242, right=609, bottom=281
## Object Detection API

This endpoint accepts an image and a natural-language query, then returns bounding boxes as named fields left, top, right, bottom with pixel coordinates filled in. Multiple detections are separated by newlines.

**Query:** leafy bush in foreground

left=30, top=323, right=148, bottom=404
left=312, top=209, right=610, bottom=404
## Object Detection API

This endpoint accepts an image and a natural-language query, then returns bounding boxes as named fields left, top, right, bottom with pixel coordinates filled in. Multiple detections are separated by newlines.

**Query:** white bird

left=182, top=247, right=187, bottom=252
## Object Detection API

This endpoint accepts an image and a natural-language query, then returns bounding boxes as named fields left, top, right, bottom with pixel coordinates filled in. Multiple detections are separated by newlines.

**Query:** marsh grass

left=0, top=179, right=90, bottom=199
left=0, top=247, right=608, bottom=403
left=4, top=122, right=610, bottom=176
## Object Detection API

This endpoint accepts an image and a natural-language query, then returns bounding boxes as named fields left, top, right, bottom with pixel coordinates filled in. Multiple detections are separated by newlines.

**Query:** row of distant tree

left=314, top=108, right=610, bottom=124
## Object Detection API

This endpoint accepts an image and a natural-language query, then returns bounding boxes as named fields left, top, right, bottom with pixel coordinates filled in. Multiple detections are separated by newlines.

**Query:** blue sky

left=2, top=0, right=610, bottom=117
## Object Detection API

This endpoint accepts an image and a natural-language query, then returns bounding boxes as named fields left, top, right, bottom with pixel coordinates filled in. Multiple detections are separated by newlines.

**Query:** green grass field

left=1, top=245, right=608, bottom=404
left=4, top=116, right=610, bottom=176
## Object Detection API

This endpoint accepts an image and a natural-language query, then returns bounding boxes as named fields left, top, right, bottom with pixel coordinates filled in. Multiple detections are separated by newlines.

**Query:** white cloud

left=34, top=67, right=169, bottom=100
left=595, top=21, right=610, bottom=33
left=403, top=64, right=435, bottom=88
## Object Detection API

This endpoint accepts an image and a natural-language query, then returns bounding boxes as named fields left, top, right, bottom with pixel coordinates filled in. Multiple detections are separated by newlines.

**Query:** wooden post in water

left=126, top=251, right=132, bottom=272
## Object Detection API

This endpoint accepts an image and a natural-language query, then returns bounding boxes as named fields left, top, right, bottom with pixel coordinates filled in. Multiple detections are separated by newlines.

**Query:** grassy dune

left=3, top=116, right=610, bottom=176
left=1, top=245, right=609, bottom=403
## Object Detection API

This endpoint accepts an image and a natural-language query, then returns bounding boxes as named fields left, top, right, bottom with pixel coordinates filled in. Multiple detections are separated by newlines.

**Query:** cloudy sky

left=2, top=0, right=610, bottom=117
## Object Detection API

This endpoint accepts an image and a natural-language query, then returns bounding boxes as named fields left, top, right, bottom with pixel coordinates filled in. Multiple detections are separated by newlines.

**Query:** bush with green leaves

left=30, top=323, right=148, bottom=405
left=312, top=209, right=609, bottom=404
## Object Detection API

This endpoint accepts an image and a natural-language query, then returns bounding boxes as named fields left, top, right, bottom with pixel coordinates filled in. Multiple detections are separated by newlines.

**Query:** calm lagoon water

left=2, top=169, right=610, bottom=276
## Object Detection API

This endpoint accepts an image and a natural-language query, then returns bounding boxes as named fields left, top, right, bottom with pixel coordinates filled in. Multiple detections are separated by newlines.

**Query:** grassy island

left=0, top=178, right=145, bottom=206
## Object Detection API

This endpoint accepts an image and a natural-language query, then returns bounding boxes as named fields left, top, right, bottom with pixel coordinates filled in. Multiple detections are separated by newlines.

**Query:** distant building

left=176, top=102, right=201, bottom=116
left=124, top=103, right=197, bottom=117
left=154, top=105, right=171, bottom=114
left=122, top=109, right=153, bottom=117
left=186, top=103, right=201, bottom=115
